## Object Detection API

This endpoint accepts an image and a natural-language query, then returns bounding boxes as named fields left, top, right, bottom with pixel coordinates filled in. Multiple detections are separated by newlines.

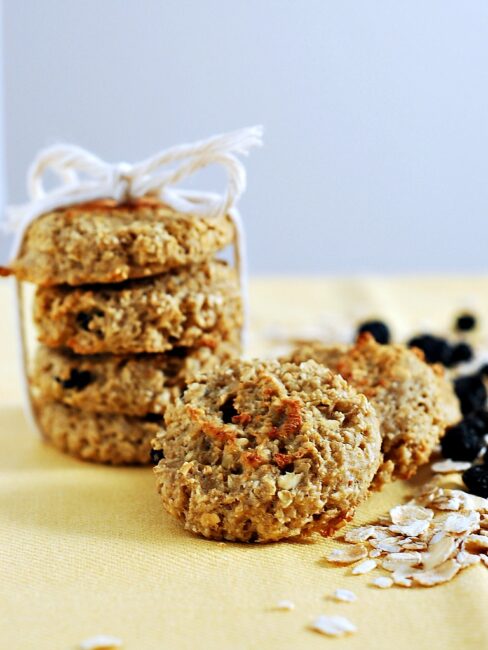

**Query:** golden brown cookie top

left=154, top=358, right=382, bottom=542
left=287, top=333, right=461, bottom=483
left=4, top=198, right=234, bottom=286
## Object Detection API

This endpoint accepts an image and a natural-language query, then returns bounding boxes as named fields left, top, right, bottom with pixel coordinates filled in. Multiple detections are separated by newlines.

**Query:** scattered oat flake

left=352, top=559, right=377, bottom=575
left=411, top=559, right=461, bottom=586
left=332, top=588, right=357, bottom=603
left=392, top=572, right=412, bottom=587
left=326, top=545, right=368, bottom=564
left=374, top=539, right=403, bottom=553
left=422, top=536, right=457, bottom=570
left=79, top=636, right=123, bottom=650
left=274, top=599, right=295, bottom=611
left=390, top=520, right=430, bottom=537
left=457, top=550, right=481, bottom=567
left=431, top=459, right=471, bottom=474
left=344, top=526, right=378, bottom=543
left=371, top=576, right=393, bottom=589
left=310, top=615, right=356, bottom=637
left=443, top=511, right=480, bottom=534
left=369, top=549, right=382, bottom=558
left=465, top=534, right=488, bottom=553
left=390, top=504, right=433, bottom=525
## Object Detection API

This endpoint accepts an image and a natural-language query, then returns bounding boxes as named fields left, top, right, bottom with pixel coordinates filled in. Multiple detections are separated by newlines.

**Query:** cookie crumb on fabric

left=274, top=599, right=295, bottom=611
left=332, top=588, right=357, bottom=603
left=79, top=635, right=123, bottom=650
left=310, top=615, right=356, bottom=637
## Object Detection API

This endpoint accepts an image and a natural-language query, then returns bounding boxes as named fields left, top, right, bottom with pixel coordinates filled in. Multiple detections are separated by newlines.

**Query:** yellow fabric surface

left=1, top=276, right=488, bottom=650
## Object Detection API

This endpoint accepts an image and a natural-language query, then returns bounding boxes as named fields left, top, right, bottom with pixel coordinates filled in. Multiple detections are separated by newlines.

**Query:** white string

left=6, top=126, right=262, bottom=436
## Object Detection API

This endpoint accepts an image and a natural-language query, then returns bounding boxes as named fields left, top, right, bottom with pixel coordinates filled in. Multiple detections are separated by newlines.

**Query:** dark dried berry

left=450, top=342, right=473, bottom=365
left=462, top=464, right=488, bottom=498
left=56, top=369, right=93, bottom=390
left=357, top=320, right=390, bottom=344
left=75, top=309, right=104, bottom=331
left=150, top=448, right=164, bottom=464
left=143, top=413, right=164, bottom=423
left=220, top=395, right=238, bottom=423
left=440, top=423, right=483, bottom=461
left=464, top=410, right=488, bottom=437
left=454, top=374, right=487, bottom=414
left=408, top=334, right=452, bottom=366
left=455, top=313, right=477, bottom=332
left=480, top=364, right=488, bottom=377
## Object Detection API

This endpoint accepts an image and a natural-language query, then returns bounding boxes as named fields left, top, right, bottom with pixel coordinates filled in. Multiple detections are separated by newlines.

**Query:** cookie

left=287, top=333, right=461, bottom=484
left=32, top=340, right=239, bottom=416
left=4, top=199, right=235, bottom=286
left=153, top=358, right=382, bottom=543
left=35, top=400, right=162, bottom=464
left=34, top=260, right=242, bottom=354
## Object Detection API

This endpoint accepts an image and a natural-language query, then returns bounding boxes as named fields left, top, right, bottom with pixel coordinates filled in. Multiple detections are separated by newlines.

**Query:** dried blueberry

left=450, top=342, right=473, bottom=365
left=464, top=410, right=488, bottom=437
left=455, top=313, right=477, bottom=332
left=440, top=423, right=483, bottom=461
left=357, top=320, right=390, bottom=344
left=150, top=448, right=164, bottom=464
left=143, top=413, right=164, bottom=423
left=462, top=464, right=488, bottom=498
left=75, top=309, right=104, bottom=331
left=220, top=395, right=238, bottom=423
left=454, top=374, right=487, bottom=414
left=408, top=334, right=452, bottom=366
left=480, top=364, right=488, bottom=377
left=56, top=368, right=93, bottom=390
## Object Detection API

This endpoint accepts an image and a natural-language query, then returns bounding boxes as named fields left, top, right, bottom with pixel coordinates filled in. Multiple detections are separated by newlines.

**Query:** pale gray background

left=3, top=1, right=488, bottom=275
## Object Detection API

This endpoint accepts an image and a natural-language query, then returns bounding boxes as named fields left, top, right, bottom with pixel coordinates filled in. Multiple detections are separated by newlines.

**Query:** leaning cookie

left=2, top=199, right=234, bottom=286
left=35, top=400, right=162, bottom=464
left=34, top=260, right=242, bottom=354
left=287, top=333, right=461, bottom=484
left=32, top=340, right=239, bottom=416
left=153, top=359, right=382, bottom=543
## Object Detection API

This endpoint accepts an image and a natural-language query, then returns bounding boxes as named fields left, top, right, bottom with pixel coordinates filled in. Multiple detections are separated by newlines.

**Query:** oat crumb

left=371, top=576, right=393, bottom=589
left=332, top=588, right=357, bottom=603
left=79, top=635, right=123, bottom=650
left=274, top=599, right=295, bottom=611
left=310, top=614, right=356, bottom=637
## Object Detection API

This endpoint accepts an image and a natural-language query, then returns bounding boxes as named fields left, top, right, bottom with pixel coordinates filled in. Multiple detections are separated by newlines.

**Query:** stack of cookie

left=8, top=199, right=243, bottom=464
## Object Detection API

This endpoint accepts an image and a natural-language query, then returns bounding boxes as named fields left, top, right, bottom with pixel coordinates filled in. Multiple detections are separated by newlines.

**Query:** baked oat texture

left=35, top=400, right=162, bottom=464
left=3, top=199, right=234, bottom=286
left=34, top=260, right=242, bottom=354
left=287, top=333, right=461, bottom=484
left=153, top=358, right=382, bottom=543
left=32, top=340, right=239, bottom=416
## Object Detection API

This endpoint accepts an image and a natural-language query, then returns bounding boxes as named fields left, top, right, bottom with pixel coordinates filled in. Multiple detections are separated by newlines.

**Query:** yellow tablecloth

left=1, top=276, right=488, bottom=650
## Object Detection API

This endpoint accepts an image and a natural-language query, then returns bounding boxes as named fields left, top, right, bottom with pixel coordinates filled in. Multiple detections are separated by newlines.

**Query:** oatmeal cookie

left=34, top=260, right=242, bottom=354
left=287, top=333, right=461, bottom=484
left=3, top=199, right=234, bottom=286
left=32, top=340, right=239, bottom=416
left=153, top=358, right=382, bottom=543
left=35, top=400, right=162, bottom=464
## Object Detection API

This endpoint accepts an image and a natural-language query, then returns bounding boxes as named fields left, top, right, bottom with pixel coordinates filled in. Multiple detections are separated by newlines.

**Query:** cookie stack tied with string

left=2, top=127, right=262, bottom=465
